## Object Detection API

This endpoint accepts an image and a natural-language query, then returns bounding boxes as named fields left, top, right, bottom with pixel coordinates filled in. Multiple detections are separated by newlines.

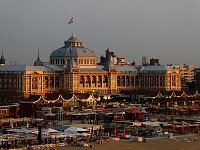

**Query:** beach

left=52, top=135, right=200, bottom=150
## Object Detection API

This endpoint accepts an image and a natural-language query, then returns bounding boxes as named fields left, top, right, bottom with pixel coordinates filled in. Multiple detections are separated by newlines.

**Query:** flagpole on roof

left=72, top=17, right=74, bottom=35
left=68, top=17, right=75, bottom=36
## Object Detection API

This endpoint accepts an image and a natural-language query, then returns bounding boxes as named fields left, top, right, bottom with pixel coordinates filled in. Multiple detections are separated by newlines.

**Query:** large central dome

left=49, top=33, right=96, bottom=68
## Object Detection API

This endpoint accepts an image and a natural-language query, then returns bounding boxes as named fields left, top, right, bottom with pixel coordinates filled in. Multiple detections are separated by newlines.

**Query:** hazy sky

left=1, top=0, right=200, bottom=67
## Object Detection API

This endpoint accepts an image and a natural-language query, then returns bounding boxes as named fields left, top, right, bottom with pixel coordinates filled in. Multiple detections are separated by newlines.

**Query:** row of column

left=117, top=75, right=165, bottom=87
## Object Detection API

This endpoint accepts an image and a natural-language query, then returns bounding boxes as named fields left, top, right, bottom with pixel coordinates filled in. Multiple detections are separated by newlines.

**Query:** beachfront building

left=19, top=92, right=99, bottom=117
left=116, top=65, right=181, bottom=93
left=0, top=32, right=181, bottom=103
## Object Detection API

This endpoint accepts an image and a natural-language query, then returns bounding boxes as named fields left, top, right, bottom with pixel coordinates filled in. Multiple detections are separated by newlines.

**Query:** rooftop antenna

left=1, top=48, right=3, bottom=57
left=37, top=49, right=40, bottom=59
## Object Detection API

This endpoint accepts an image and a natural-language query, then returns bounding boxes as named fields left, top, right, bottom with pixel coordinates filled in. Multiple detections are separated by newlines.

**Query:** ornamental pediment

left=32, top=72, right=39, bottom=75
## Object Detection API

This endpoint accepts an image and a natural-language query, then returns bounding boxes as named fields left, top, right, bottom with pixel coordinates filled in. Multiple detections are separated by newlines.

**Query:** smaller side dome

left=34, top=50, right=43, bottom=66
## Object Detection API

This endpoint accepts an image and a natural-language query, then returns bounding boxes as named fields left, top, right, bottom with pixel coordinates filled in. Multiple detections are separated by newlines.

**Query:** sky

left=0, top=0, right=200, bottom=67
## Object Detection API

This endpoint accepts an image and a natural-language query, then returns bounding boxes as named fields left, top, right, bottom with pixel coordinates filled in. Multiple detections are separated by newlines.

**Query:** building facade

left=0, top=33, right=181, bottom=102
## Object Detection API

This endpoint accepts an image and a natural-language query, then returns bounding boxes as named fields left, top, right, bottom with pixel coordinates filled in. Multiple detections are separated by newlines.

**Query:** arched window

left=117, top=76, right=120, bottom=86
left=86, top=75, right=91, bottom=87
left=55, top=76, right=59, bottom=88
left=98, top=75, right=102, bottom=87
left=126, top=76, right=130, bottom=86
left=104, top=75, right=108, bottom=87
left=45, top=76, right=48, bottom=88
left=92, top=75, right=96, bottom=87
left=135, top=76, right=139, bottom=86
left=80, top=75, right=85, bottom=87
left=50, top=76, right=54, bottom=88
left=32, top=77, right=38, bottom=89
left=122, top=76, right=125, bottom=86
left=131, top=76, right=134, bottom=86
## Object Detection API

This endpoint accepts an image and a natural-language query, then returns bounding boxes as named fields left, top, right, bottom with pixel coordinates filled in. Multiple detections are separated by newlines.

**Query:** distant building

left=100, top=50, right=117, bottom=66
left=142, top=56, right=148, bottom=66
left=149, top=58, right=160, bottom=66
left=195, top=68, right=200, bottom=90
left=117, top=57, right=126, bottom=66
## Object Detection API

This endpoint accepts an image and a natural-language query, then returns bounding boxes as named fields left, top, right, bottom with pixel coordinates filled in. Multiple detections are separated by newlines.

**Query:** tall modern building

left=142, top=56, right=148, bottom=66
left=0, top=32, right=181, bottom=102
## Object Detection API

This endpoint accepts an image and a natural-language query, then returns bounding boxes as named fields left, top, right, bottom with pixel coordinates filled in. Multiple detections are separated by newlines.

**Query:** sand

left=53, top=135, right=200, bottom=150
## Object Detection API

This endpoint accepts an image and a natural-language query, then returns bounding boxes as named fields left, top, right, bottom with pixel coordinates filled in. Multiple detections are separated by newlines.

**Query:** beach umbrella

left=49, top=136, right=52, bottom=144
left=55, top=137, right=57, bottom=143
left=1, top=140, right=3, bottom=146
left=181, top=121, right=184, bottom=133
left=99, top=126, right=102, bottom=135
left=44, top=113, right=56, bottom=117
left=64, top=126, right=87, bottom=133
left=123, top=127, right=126, bottom=137
left=37, top=125, right=42, bottom=145
left=172, top=120, right=176, bottom=131
left=6, top=128, right=32, bottom=134
left=14, top=139, right=17, bottom=148
left=91, top=126, right=94, bottom=134
left=113, top=126, right=117, bottom=136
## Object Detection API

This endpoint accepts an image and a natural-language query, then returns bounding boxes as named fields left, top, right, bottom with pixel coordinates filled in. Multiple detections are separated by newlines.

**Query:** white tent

left=31, top=128, right=60, bottom=135
left=116, top=111, right=125, bottom=115
left=44, top=113, right=56, bottom=117
left=77, top=133, right=91, bottom=136
left=7, top=128, right=32, bottom=134
left=64, top=126, right=87, bottom=133
left=150, top=121, right=171, bottom=127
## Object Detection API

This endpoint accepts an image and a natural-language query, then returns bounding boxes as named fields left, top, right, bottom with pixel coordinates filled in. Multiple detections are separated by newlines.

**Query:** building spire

left=1, top=48, right=3, bottom=57
left=37, top=49, right=40, bottom=59
left=33, top=49, right=43, bottom=66
left=0, top=48, right=5, bottom=65
left=72, top=32, right=75, bottom=38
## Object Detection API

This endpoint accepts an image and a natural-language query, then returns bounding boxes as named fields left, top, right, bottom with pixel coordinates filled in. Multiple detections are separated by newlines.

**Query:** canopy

left=64, top=126, right=87, bottom=133
left=116, top=111, right=125, bottom=115
left=44, top=113, right=56, bottom=117
left=7, top=128, right=32, bottom=134
left=150, top=121, right=170, bottom=127
left=31, top=128, right=60, bottom=134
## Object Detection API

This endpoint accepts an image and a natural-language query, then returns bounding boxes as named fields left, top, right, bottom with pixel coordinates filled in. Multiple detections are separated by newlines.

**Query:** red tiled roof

left=75, top=93, right=90, bottom=99
left=44, top=92, right=59, bottom=100
left=61, top=92, right=74, bottom=100
left=23, top=95, right=41, bottom=102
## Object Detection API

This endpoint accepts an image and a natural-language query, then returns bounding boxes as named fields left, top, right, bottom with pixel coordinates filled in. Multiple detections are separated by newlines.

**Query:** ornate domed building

left=0, top=32, right=181, bottom=103
left=50, top=33, right=96, bottom=68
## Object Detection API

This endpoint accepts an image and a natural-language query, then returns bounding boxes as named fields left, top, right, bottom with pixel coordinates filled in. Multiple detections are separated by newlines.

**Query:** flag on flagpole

left=68, top=17, right=73, bottom=24
left=105, top=48, right=109, bottom=53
